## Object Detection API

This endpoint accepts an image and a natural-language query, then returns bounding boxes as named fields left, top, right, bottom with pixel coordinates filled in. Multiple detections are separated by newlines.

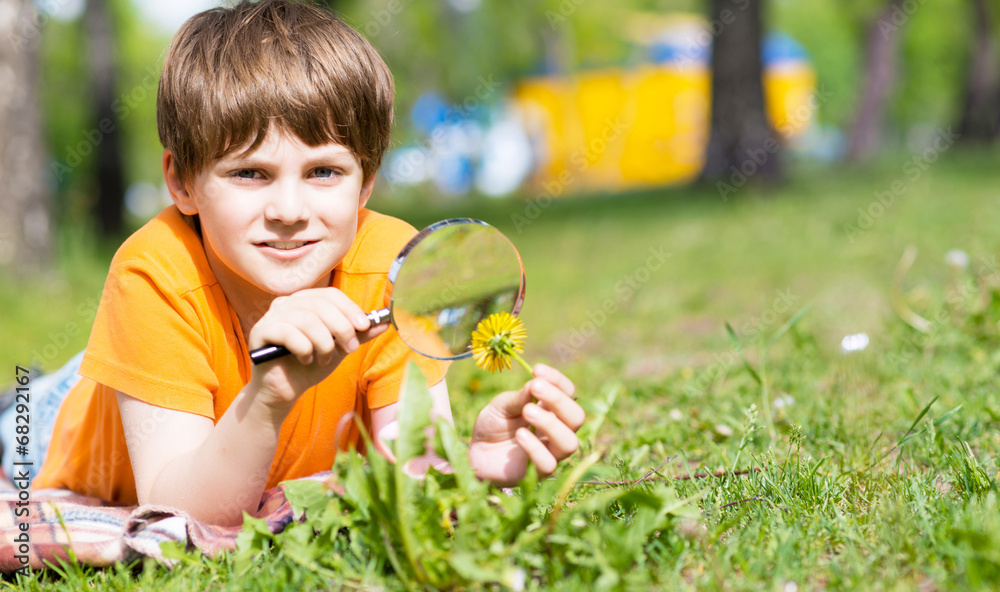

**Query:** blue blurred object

left=762, top=33, right=810, bottom=65
left=410, top=92, right=451, bottom=136
left=430, top=122, right=481, bottom=195
left=476, top=110, right=534, bottom=196
left=697, top=32, right=810, bottom=66
left=383, top=147, right=430, bottom=186
left=434, top=153, right=476, bottom=195
left=649, top=38, right=709, bottom=65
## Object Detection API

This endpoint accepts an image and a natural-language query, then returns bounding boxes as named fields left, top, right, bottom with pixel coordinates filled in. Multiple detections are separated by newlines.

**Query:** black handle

left=249, top=307, right=391, bottom=365
left=249, top=344, right=290, bottom=365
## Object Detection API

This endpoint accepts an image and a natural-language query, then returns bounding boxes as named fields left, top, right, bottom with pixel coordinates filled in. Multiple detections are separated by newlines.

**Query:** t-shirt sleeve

left=360, top=327, right=449, bottom=409
left=78, top=260, right=219, bottom=419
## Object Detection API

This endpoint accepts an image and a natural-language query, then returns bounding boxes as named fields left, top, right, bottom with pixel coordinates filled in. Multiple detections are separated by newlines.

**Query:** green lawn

left=6, top=149, right=1000, bottom=590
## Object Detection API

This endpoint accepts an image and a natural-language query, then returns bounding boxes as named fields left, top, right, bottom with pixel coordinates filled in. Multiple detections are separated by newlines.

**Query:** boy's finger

left=310, top=306, right=360, bottom=355
left=251, top=312, right=322, bottom=354
left=531, top=363, right=575, bottom=398
left=529, top=379, right=586, bottom=432
left=262, top=324, right=318, bottom=365
left=357, top=322, right=390, bottom=344
left=487, top=386, right=534, bottom=419
left=523, top=403, right=579, bottom=460
left=291, top=311, right=340, bottom=362
left=319, top=288, right=371, bottom=331
left=515, top=427, right=557, bottom=476
left=283, top=288, right=369, bottom=333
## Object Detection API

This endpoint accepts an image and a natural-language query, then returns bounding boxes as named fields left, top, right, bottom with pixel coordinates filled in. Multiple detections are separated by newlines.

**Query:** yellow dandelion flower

left=470, top=312, right=533, bottom=374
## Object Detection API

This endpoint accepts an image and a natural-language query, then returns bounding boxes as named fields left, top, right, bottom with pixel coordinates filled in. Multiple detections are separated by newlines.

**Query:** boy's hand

left=468, top=364, right=585, bottom=486
left=247, top=288, right=388, bottom=411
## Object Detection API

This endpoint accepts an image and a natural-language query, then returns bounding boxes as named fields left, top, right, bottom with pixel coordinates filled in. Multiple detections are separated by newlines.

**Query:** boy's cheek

left=195, top=178, right=228, bottom=203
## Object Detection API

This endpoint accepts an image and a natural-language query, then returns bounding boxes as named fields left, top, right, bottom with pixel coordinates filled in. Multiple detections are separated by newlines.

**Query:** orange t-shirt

left=33, top=206, right=447, bottom=504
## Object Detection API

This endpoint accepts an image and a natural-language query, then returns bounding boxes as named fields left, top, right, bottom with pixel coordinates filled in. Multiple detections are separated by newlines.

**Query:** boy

left=20, top=0, right=583, bottom=526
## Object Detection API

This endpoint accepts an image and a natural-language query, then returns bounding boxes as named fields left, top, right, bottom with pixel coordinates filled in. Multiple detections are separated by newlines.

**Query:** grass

left=5, top=148, right=1000, bottom=590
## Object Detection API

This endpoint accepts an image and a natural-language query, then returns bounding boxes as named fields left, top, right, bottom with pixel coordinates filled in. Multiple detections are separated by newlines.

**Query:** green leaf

left=897, top=395, right=939, bottom=447
left=765, top=303, right=812, bottom=350
left=436, top=418, right=477, bottom=493
left=449, top=551, right=506, bottom=585
left=934, top=404, right=963, bottom=426
left=725, top=321, right=745, bottom=354
left=234, top=513, right=275, bottom=573
left=157, top=540, right=193, bottom=564
left=395, top=361, right=434, bottom=465
left=283, top=479, right=329, bottom=520
left=394, top=361, right=434, bottom=585
left=725, top=321, right=762, bottom=385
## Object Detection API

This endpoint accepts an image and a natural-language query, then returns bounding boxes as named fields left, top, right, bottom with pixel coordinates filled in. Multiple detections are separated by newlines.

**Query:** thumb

left=488, top=383, right=533, bottom=418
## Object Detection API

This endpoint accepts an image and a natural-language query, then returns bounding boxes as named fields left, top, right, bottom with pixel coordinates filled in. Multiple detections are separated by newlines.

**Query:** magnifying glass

left=249, top=218, right=526, bottom=365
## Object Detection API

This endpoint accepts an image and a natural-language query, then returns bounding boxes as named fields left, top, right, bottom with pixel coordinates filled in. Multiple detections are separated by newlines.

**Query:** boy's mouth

left=263, top=241, right=313, bottom=250
left=256, top=240, right=318, bottom=260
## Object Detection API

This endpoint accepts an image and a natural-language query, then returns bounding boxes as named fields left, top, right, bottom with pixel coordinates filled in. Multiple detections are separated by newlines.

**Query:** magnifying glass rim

left=387, top=217, right=526, bottom=361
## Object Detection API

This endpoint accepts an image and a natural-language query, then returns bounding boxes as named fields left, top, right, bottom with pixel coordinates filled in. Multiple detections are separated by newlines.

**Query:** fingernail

left=347, top=338, right=359, bottom=352
left=355, top=314, right=371, bottom=328
left=523, top=403, right=539, bottom=420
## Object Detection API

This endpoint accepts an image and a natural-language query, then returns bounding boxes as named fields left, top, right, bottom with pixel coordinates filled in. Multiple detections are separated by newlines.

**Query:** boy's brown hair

left=157, top=0, right=394, bottom=185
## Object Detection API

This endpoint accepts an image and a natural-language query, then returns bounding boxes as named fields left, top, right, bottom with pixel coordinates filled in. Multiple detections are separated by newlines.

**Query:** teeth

left=266, top=241, right=308, bottom=250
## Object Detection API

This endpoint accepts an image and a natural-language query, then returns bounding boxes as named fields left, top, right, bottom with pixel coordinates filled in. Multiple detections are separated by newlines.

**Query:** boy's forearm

left=146, top=388, right=286, bottom=526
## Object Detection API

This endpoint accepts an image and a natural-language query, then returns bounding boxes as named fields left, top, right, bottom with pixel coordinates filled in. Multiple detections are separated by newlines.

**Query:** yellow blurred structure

left=513, top=49, right=816, bottom=195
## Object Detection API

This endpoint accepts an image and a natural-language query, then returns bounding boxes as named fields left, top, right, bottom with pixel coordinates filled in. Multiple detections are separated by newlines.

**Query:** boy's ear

left=162, top=150, right=199, bottom=215
left=358, top=173, right=376, bottom=210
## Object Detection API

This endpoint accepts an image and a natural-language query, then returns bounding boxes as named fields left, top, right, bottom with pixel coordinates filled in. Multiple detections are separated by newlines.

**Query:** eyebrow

left=220, top=147, right=357, bottom=170
left=304, top=152, right=357, bottom=169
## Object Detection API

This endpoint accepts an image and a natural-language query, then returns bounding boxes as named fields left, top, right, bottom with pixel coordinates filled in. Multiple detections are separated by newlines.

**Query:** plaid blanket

left=0, top=472, right=332, bottom=574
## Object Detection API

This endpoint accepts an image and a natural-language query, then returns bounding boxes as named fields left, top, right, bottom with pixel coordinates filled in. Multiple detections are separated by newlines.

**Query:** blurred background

left=2, top=0, right=999, bottom=392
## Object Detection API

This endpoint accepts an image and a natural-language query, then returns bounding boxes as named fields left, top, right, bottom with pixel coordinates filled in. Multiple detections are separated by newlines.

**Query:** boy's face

left=165, top=126, right=375, bottom=299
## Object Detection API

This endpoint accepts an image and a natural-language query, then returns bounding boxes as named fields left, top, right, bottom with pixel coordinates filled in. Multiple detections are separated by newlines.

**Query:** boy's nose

left=263, top=180, right=308, bottom=224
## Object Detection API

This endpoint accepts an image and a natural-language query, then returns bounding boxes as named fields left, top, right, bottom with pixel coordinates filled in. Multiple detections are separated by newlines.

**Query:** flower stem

left=511, top=351, right=534, bottom=374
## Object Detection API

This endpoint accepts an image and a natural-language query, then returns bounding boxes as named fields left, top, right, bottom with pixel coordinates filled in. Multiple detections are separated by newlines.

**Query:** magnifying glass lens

left=389, top=222, right=524, bottom=360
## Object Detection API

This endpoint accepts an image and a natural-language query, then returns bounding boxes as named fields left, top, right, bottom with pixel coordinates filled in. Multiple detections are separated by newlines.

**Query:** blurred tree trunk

left=956, top=0, right=999, bottom=143
left=847, top=0, right=903, bottom=162
left=702, top=0, right=783, bottom=191
left=0, top=0, right=53, bottom=274
left=85, top=0, right=126, bottom=237
left=538, top=25, right=572, bottom=75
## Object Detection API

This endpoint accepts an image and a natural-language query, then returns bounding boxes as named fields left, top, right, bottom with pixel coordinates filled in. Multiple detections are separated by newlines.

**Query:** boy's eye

left=234, top=169, right=261, bottom=179
left=312, top=167, right=342, bottom=179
